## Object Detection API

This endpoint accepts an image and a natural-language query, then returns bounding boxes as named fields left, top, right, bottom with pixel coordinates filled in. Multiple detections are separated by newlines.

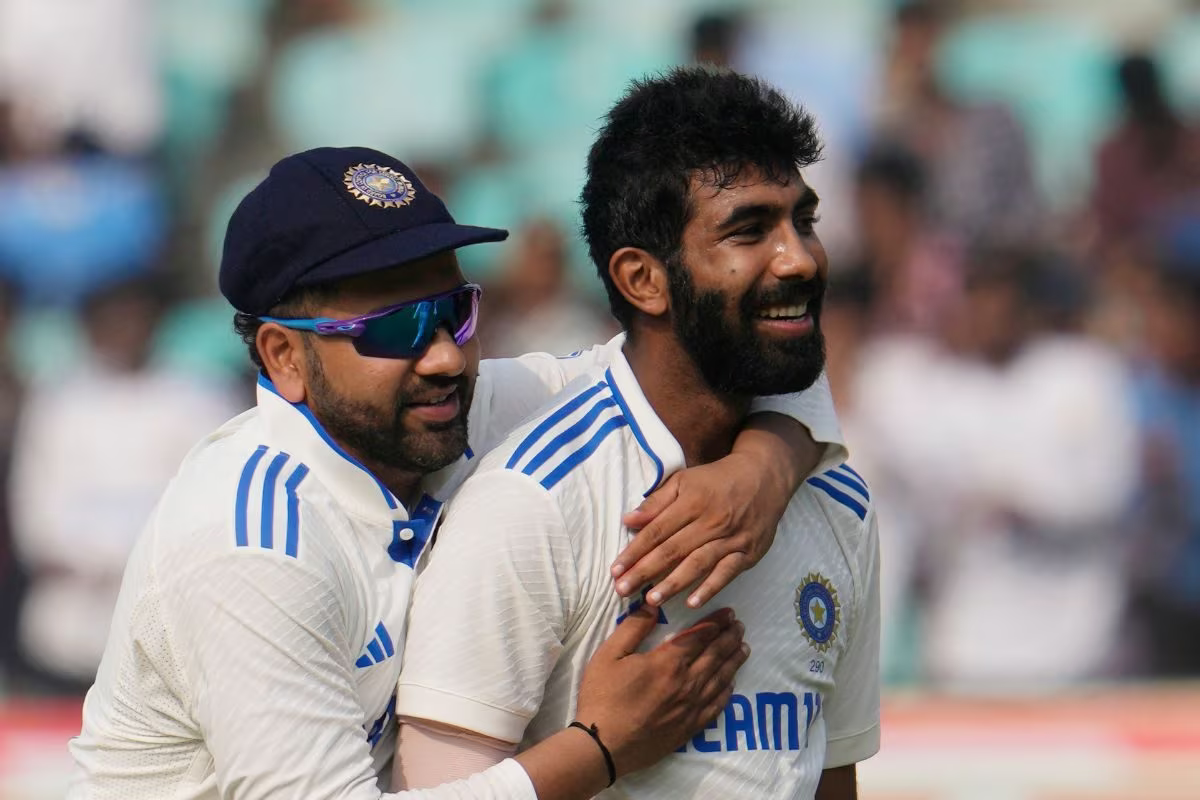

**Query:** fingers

left=697, top=642, right=750, bottom=722
left=683, top=618, right=744, bottom=683
left=657, top=607, right=735, bottom=659
left=614, top=524, right=697, bottom=599
left=613, top=480, right=688, bottom=590
left=618, top=475, right=681, bottom=533
left=639, top=539, right=734, bottom=609
left=595, top=605, right=660, bottom=659
left=680, top=550, right=753, bottom=609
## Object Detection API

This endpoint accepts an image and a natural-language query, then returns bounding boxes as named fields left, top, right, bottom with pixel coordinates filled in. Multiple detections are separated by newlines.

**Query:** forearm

left=734, top=411, right=823, bottom=490
left=396, top=721, right=609, bottom=800
left=382, top=759, right=537, bottom=800
left=515, top=727, right=612, bottom=800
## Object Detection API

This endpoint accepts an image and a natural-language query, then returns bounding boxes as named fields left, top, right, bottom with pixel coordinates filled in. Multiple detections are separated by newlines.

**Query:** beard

left=303, top=346, right=472, bottom=475
left=667, top=259, right=826, bottom=397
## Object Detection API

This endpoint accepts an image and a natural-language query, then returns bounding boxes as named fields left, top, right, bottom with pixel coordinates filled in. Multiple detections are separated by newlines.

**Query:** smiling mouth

left=408, top=387, right=457, bottom=406
left=757, top=301, right=809, bottom=320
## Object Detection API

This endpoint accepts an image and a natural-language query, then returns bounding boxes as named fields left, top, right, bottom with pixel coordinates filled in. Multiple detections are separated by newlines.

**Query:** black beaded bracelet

left=568, top=720, right=617, bottom=787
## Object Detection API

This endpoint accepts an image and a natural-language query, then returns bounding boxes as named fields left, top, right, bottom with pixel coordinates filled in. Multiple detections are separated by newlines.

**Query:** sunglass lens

left=351, top=287, right=479, bottom=358
left=450, top=288, right=480, bottom=345
left=353, top=304, right=425, bottom=358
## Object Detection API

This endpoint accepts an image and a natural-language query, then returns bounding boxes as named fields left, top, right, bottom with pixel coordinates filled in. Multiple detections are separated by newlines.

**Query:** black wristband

left=568, top=720, right=617, bottom=787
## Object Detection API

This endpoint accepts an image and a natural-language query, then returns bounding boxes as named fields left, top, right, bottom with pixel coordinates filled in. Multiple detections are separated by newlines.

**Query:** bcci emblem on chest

left=795, top=573, right=839, bottom=653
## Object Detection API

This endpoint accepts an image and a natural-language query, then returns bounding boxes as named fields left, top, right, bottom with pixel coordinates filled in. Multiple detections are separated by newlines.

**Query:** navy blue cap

left=219, top=146, right=508, bottom=315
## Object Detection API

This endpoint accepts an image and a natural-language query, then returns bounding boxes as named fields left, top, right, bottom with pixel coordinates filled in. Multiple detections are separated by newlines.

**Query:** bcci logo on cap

left=343, top=163, right=417, bottom=208
left=795, top=573, right=839, bottom=652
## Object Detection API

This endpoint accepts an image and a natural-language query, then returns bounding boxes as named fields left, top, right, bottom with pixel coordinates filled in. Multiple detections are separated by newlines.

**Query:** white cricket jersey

left=68, top=336, right=843, bottom=800
left=397, top=350, right=878, bottom=800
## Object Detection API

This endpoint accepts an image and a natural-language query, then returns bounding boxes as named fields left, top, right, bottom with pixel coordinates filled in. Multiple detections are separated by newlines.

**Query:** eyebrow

left=716, top=186, right=821, bottom=230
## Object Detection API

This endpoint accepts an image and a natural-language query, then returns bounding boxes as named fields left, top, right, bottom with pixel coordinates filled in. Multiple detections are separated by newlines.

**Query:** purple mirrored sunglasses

left=261, top=284, right=482, bottom=359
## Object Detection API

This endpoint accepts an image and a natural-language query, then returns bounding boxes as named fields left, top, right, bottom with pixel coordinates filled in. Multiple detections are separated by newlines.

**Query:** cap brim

left=295, top=222, right=509, bottom=288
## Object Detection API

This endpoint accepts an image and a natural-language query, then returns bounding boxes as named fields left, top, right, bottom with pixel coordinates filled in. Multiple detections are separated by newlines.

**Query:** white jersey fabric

left=68, top=335, right=843, bottom=800
left=397, top=351, right=878, bottom=799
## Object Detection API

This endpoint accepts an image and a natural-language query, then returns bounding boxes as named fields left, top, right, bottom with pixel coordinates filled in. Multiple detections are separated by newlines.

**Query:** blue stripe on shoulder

left=259, top=452, right=290, bottom=549
left=522, top=396, right=618, bottom=477
left=839, top=463, right=867, bottom=484
left=541, top=416, right=629, bottom=490
left=507, top=381, right=607, bottom=470
left=807, top=476, right=867, bottom=520
left=822, top=467, right=869, bottom=501
left=283, top=464, right=309, bottom=559
left=235, top=447, right=308, bottom=558
left=235, top=446, right=269, bottom=547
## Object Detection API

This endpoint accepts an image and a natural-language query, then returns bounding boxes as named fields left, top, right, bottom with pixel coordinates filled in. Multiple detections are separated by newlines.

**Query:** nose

left=772, top=225, right=821, bottom=282
left=412, top=326, right=466, bottom=378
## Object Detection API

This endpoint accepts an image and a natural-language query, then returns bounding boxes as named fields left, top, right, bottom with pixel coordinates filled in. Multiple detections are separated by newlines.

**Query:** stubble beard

left=303, top=346, right=471, bottom=475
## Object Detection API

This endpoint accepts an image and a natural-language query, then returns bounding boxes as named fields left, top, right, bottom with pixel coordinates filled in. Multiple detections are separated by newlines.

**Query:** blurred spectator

left=0, top=0, right=161, bottom=155
left=0, top=92, right=165, bottom=308
left=852, top=251, right=1137, bottom=687
left=1125, top=238, right=1200, bottom=676
left=8, top=275, right=240, bottom=694
left=478, top=218, right=614, bottom=358
left=821, top=268, right=876, bottom=412
left=1089, top=53, right=1200, bottom=253
left=0, top=150, right=165, bottom=306
left=0, top=277, right=23, bottom=689
left=875, top=0, right=1042, bottom=246
left=690, top=11, right=742, bottom=68
left=848, top=145, right=963, bottom=336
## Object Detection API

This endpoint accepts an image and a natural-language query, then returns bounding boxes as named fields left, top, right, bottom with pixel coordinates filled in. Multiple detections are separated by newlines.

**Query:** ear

left=257, top=324, right=309, bottom=404
left=609, top=247, right=670, bottom=318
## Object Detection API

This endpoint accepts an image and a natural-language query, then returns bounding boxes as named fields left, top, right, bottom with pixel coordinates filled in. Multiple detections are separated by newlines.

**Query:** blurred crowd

left=0, top=0, right=1197, bottom=699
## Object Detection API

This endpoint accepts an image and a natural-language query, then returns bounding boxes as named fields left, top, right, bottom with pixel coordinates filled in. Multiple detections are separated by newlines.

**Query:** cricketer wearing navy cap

left=69, top=144, right=847, bottom=800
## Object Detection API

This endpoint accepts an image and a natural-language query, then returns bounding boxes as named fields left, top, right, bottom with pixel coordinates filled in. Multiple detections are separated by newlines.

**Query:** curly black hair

left=580, top=66, right=823, bottom=328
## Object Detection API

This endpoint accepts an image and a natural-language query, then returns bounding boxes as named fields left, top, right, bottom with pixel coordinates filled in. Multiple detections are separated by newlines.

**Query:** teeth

left=759, top=302, right=808, bottom=319
left=418, top=391, right=454, bottom=405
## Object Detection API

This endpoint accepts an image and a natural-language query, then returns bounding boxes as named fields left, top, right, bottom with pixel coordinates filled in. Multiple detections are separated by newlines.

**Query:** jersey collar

left=604, top=350, right=687, bottom=494
left=257, top=374, right=406, bottom=524
left=256, top=375, right=447, bottom=566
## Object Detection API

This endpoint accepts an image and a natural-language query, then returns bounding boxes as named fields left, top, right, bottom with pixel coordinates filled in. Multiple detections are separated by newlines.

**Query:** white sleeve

left=471, top=336, right=625, bottom=455
left=397, top=472, right=575, bottom=744
left=822, top=508, right=881, bottom=769
left=747, top=370, right=847, bottom=473
left=163, top=544, right=536, bottom=800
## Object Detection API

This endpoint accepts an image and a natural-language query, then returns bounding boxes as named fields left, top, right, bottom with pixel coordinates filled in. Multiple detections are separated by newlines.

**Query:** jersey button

left=398, top=527, right=415, bottom=541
